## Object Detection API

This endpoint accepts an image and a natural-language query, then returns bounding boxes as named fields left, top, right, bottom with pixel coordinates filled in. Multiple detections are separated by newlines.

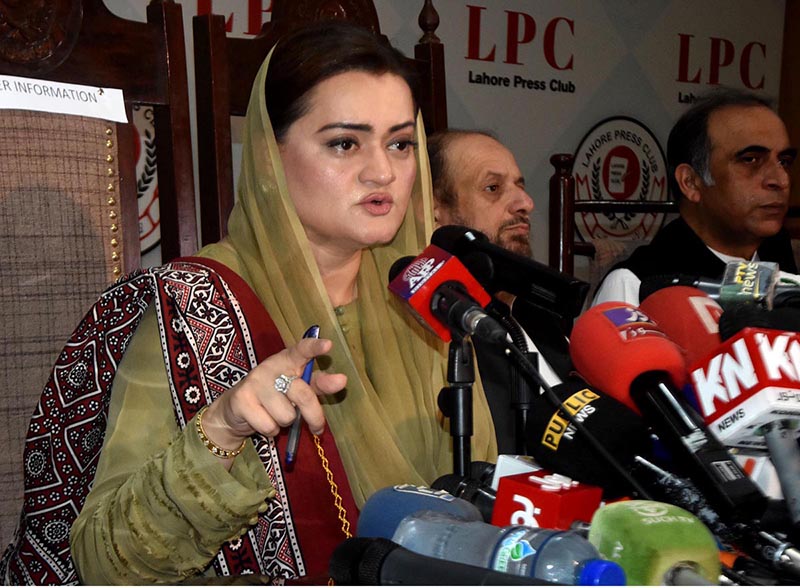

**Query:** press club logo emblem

left=572, top=117, right=668, bottom=241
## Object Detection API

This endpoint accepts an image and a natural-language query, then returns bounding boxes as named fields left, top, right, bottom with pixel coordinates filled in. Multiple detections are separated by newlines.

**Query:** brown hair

left=265, top=21, right=419, bottom=142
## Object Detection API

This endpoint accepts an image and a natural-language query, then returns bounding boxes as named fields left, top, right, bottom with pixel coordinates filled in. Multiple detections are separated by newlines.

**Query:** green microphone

left=588, top=500, right=720, bottom=586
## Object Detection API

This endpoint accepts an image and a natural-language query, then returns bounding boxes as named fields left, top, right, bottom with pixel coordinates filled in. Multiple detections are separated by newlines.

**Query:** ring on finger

left=274, top=373, right=298, bottom=395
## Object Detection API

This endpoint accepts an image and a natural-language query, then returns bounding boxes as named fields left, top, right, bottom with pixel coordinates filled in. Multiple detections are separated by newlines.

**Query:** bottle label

left=492, top=528, right=537, bottom=576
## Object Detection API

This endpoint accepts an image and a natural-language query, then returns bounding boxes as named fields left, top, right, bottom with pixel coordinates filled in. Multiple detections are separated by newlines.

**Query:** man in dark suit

left=428, top=129, right=572, bottom=453
left=594, top=88, right=798, bottom=306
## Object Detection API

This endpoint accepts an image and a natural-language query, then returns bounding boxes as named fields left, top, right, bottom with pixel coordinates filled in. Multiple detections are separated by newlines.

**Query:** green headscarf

left=200, top=48, right=497, bottom=506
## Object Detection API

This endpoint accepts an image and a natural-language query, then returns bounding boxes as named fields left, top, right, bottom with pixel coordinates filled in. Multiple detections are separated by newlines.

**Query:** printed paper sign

left=0, top=75, right=127, bottom=123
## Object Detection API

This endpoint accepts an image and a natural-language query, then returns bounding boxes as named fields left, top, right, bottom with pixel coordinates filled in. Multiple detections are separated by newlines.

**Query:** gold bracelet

left=196, top=405, right=247, bottom=459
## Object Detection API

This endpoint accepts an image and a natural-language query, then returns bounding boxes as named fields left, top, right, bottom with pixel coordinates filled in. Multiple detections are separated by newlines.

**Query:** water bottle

left=392, top=510, right=625, bottom=585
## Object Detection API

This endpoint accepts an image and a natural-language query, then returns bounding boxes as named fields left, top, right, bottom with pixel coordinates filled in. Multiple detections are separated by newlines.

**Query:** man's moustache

left=499, top=217, right=530, bottom=231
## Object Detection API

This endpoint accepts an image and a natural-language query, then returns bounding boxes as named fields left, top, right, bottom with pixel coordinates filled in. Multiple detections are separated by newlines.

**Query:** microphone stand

left=511, top=350, right=537, bottom=455
left=503, top=344, right=652, bottom=500
left=438, top=335, right=474, bottom=478
left=496, top=311, right=538, bottom=455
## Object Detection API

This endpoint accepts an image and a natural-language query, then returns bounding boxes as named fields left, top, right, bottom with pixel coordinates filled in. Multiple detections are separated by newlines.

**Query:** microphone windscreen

left=431, top=225, right=589, bottom=322
left=588, top=500, right=720, bottom=586
left=639, top=274, right=703, bottom=302
left=718, top=304, right=774, bottom=342
left=773, top=287, right=800, bottom=309
left=461, top=251, right=496, bottom=284
left=388, top=255, right=416, bottom=282
left=431, top=474, right=496, bottom=522
left=525, top=379, right=652, bottom=497
left=387, top=244, right=492, bottom=342
left=719, top=304, right=800, bottom=341
left=639, top=286, right=722, bottom=367
left=329, top=536, right=376, bottom=584
left=357, top=484, right=482, bottom=539
left=430, top=224, right=488, bottom=250
left=570, top=302, right=686, bottom=412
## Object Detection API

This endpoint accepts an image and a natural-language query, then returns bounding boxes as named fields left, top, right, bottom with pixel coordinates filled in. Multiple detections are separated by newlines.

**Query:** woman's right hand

left=198, top=338, right=347, bottom=462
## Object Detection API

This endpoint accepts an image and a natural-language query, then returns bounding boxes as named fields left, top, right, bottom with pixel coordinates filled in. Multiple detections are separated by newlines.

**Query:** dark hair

left=427, top=128, right=497, bottom=208
left=667, top=87, right=774, bottom=199
left=265, top=21, right=419, bottom=142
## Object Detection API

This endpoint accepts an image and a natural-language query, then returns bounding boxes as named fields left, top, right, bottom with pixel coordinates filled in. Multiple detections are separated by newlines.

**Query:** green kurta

left=71, top=40, right=498, bottom=585
left=69, top=304, right=273, bottom=584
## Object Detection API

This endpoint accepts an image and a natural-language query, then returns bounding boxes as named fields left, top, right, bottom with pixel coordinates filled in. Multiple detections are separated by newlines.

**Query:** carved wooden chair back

left=193, top=0, right=448, bottom=245
left=0, top=0, right=195, bottom=543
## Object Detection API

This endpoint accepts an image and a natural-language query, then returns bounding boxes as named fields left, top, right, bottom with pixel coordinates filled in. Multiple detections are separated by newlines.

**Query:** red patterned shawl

left=0, top=260, right=357, bottom=584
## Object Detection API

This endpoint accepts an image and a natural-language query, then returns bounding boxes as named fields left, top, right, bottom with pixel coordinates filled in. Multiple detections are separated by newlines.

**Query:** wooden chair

left=548, top=153, right=678, bottom=295
left=548, top=154, right=800, bottom=299
left=0, top=0, right=195, bottom=547
left=193, top=0, right=449, bottom=246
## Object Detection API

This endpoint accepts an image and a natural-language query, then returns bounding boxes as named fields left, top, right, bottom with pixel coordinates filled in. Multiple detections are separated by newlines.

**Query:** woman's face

left=279, top=71, right=417, bottom=256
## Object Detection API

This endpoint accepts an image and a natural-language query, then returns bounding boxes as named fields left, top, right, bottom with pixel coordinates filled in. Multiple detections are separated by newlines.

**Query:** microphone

left=432, top=458, right=604, bottom=531
left=635, top=287, right=800, bottom=515
left=491, top=470, right=602, bottom=531
left=718, top=302, right=800, bottom=338
left=687, top=324, right=800, bottom=524
left=525, top=378, right=655, bottom=498
left=522, top=375, right=800, bottom=576
left=636, top=289, right=796, bottom=503
left=357, top=484, right=482, bottom=540
left=430, top=225, right=589, bottom=322
left=570, top=302, right=767, bottom=523
left=329, top=537, right=551, bottom=585
left=639, top=286, right=723, bottom=367
left=490, top=454, right=543, bottom=490
left=388, top=245, right=507, bottom=343
left=431, top=472, right=497, bottom=523
left=587, top=500, right=720, bottom=586
left=640, top=260, right=800, bottom=310
left=525, top=383, right=741, bottom=541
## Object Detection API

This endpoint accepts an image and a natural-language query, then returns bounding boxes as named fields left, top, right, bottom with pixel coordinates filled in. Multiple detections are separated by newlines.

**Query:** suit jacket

left=598, top=217, right=798, bottom=294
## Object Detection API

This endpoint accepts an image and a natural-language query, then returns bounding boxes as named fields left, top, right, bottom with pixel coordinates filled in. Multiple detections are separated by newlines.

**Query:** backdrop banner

left=105, top=0, right=785, bottom=267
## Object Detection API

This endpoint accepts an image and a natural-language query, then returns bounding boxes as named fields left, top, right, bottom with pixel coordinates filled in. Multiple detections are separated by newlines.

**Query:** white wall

left=104, top=0, right=785, bottom=266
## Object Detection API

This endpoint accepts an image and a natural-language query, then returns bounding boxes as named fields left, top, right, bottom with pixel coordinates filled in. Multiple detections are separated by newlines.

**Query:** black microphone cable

left=500, top=342, right=794, bottom=585
left=500, top=343, right=652, bottom=501
left=491, top=305, right=540, bottom=455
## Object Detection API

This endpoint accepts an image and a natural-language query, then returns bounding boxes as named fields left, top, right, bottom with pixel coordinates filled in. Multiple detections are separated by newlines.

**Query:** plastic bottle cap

left=579, top=558, right=627, bottom=586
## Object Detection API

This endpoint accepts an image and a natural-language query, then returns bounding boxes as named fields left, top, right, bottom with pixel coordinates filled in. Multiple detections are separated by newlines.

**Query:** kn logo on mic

left=689, top=329, right=800, bottom=449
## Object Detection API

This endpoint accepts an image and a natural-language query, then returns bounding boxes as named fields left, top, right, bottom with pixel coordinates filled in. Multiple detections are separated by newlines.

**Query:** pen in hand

left=286, top=324, right=319, bottom=467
